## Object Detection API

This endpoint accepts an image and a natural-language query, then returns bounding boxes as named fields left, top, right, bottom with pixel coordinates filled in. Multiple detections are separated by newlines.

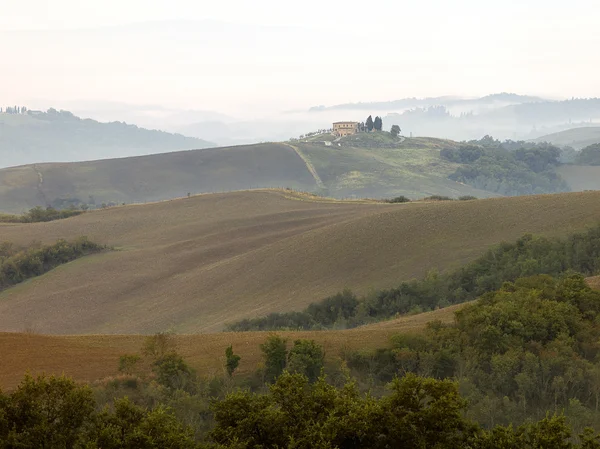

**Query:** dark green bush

left=0, top=237, right=104, bottom=290
left=0, top=206, right=83, bottom=223
left=386, top=195, right=411, bottom=203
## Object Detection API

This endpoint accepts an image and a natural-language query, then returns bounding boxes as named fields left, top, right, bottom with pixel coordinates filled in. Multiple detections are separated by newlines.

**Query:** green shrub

left=0, top=237, right=104, bottom=290
left=0, top=206, right=84, bottom=224
left=386, top=196, right=411, bottom=203
left=424, top=195, right=453, bottom=201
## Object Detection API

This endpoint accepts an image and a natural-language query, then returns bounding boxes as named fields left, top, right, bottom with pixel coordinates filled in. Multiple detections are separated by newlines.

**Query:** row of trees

left=1, top=106, right=27, bottom=114
left=0, top=237, right=104, bottom=290
left=228, top=223, right=600, bottom=331
left=0, top=206, right=83, bottom=224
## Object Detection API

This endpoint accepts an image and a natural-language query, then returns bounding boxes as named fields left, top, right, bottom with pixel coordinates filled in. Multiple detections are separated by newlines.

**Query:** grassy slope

left=1, top=189, right=600, bottom=335
left=0, top=143, right=318, bottom=213
left=533, top=126, right=600, bottom=149
left=298, top=135, right=499, bottom=199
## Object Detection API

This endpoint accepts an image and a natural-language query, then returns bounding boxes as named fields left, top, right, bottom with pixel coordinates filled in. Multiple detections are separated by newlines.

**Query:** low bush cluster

left=0, top=237, right=104, bottom=290
left=0, top=206, right=83, bottom=223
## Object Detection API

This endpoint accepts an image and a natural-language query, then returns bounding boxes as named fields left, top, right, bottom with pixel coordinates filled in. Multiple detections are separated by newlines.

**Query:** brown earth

left=0, top=189, right=600, bottom=335
left=0, top=305, right=458, bottom=390
left=1, top=274, right=599, bottom=390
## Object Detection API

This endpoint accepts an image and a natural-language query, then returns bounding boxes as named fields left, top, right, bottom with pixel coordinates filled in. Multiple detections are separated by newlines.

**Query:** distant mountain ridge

left=0, top=108, right=214, bottom=168
left=309, top=93, right=546, bottom=112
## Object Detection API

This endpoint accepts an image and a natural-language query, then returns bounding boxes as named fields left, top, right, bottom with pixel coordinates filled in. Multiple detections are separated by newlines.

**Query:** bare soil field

left=1, top=274, right=598, bottom=390
left=0, top=304, right=458, bottom=390
left=0, top=189, right=599, bottom=335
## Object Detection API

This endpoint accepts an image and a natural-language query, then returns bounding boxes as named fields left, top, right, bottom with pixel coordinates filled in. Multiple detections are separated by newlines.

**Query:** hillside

left=0, top=109, right=214, bottom=168
left=0, top=189, right=600, bottom=335
left=2, top=274, right=599, bottom=389
left=0, top=135, right=501, bottom=212
left=296, top=135, right=498, bottom=199
left=533, top=126, right=600, bottom=149
left=0, top=143, right=318, bottom=213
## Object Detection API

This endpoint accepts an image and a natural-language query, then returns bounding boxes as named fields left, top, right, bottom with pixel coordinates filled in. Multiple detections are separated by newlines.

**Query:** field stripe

left=284, top=143, right=325, bottom=189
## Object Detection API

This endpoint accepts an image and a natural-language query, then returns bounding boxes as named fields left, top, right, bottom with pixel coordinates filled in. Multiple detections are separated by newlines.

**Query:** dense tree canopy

left=441, top=140, right=569, bottom=196
left=576, top=143, right=600, bottom=165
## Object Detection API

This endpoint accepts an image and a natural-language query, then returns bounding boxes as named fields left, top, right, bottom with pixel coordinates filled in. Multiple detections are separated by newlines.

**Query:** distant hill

left=0, top=132, right=592, bottom=213
left=309, top=93, right=545, bottom=112
left=0, top=189, right=599, bottom=335
left=532, top=127, right=600, bottom=149
left=0, top=109, right=214, bottom=168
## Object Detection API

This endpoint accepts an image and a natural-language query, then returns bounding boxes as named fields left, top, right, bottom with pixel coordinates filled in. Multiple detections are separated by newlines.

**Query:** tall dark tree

left=374, top=116, right=383, bottom=131
left=366, top=115, right=374, bottom=131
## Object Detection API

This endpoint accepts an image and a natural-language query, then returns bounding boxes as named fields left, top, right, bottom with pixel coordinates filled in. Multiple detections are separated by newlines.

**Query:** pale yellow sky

left=1, top=0, right=599, bottom=115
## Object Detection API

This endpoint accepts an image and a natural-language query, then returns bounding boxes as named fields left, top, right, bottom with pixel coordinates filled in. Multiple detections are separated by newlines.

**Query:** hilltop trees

left=363, top=115, right=385, bottom=132
left=374, top=116, right=383, bottom=131
left=1, top=106, right=27, bottom=114
left=391, top=124, right=401, bottom=137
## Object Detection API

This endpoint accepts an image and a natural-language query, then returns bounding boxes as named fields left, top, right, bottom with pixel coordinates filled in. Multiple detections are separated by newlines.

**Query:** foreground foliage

left=2, top=369, right=600, bottom=449
left=228, top=224, right=600, bottom=331
left=346, top=274, right=600, bottom=432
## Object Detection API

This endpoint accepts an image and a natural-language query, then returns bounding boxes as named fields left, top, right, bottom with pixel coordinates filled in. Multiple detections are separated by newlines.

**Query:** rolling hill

left=0, top=109, right=214, bottom=168
left=0, top=143, right=318, bottom=213
left=0, top=136, right=501, bottom=213
left=1, top=189, right=600, bottom=335
left=1, top=278, right=598, bottom=390
left=533, top=126, right=600, bottom=149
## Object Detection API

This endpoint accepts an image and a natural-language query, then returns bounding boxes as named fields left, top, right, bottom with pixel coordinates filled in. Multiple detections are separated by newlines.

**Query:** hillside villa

left=333, top=121, right=359, bottom=137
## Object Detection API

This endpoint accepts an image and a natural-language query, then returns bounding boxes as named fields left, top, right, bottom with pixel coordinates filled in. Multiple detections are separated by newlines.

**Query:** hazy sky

left=2, top=0, right=599, bottom=116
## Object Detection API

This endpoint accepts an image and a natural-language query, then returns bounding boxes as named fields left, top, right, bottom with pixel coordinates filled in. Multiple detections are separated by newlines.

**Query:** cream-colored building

left=333, top=121, right=359, bottom=137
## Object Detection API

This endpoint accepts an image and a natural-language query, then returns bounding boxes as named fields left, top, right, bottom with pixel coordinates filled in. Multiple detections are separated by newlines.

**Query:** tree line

left=0, top=106, right=27, bottom=114
left=0, top=237, right=104, bottom=290
left=0, top=206, right=83, bottom=223
left=228, top=223, right=600, bottom=331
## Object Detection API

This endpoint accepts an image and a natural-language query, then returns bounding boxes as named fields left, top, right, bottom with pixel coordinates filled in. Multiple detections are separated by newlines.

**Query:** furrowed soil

left=0, top=189, right=599, bottom=335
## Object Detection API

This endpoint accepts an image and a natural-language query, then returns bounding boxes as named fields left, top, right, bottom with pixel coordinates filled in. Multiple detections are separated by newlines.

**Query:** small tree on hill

left=391, top=124, right=401, bottom=137
left=366, top=115, right=374, bottom=131
left=374, top=116, right=383, bottom=131
left=225, top=345, right=241, bottom=377
left=260, top=334, right=288, bottom=383
left=287, top=339, right=325, bottom=383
